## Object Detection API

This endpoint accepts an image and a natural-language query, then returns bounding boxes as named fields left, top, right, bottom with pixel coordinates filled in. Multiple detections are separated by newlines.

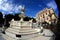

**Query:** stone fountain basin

left=5, top=28, right=41, bottom=39
left=2, top=28, right=55, bottom=40
left=5, top=28, right=41, bottom=34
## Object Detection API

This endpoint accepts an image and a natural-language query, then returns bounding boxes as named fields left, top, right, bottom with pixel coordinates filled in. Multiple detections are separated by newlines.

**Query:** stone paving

left=0, top=32, right=5, bottom=40
left=0, top=27, right=4, bottom=40
left=0, top=28, right=55, bottom=40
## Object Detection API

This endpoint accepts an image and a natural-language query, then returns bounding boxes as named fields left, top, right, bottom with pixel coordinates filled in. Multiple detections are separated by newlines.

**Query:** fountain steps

left=2, top=33, right=17, bottom=40
left=2, top=32, right=42, bottom=40
left=6, top=28, right=40, bottom=35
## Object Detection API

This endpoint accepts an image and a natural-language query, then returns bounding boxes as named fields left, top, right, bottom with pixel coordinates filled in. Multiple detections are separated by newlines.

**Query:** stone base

left=2, top=33, right=54, bottom=40
left=5, top=28, right=41, bottom=39
left=2, top=27, right=55, bottom=40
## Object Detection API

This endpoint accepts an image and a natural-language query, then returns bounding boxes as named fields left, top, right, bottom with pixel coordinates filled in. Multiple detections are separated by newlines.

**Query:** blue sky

left=0, top=0, right=58, bottom=17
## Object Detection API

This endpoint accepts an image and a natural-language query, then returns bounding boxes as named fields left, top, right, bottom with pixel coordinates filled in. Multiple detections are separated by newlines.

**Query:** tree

left=0, top=12, right=4, bottom=27
left=14, top=13, right=20, bottom=21
left=24, top=16, right=31, bottom=21
left=5, top=14, right=14, bottom=21
left=4, top=14, right=14, bottom=28
left=55, top=0, right=60, bottom=40
left=55, top=0, right=60, bottom=20
left=0, top=12, right=3, bottom=23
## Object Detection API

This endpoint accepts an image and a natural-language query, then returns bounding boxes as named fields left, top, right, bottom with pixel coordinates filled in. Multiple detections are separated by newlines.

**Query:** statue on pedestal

left=19, top=5, right=25, bottom=21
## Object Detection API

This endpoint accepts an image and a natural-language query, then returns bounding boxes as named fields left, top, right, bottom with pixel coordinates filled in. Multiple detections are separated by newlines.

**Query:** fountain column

left=19, top=5, right=25, bottom=28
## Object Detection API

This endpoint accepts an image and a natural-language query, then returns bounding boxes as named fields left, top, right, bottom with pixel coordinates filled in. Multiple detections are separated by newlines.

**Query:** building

left=36, top=8, right=58, bottom=25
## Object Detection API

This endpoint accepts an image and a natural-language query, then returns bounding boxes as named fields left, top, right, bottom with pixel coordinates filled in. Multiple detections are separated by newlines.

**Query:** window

left=47, top=17, right=48, bottom=20
left=41, top=15, right=42, bottom=17
left=46, top=13, right=47, bottom=15
left=43, top=14, right=44, bottom=18
left=49, top=10, right=54, bottom=14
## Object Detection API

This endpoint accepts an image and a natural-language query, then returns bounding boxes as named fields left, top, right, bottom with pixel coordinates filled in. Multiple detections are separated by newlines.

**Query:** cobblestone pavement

left=0, top=28, right=4, bottom=40
left=0, top=28, right=55, bottom=40
left=0, top=32, right=5, bottom=40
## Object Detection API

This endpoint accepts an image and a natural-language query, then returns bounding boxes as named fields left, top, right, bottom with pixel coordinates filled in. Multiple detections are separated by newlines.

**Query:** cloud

left=47, top=1, right=58, bottom=16
left=0, top=0, right=22, bottom=15
left=47, top=1, right=57, bottom=10
left=14, top=5, right=22, bottom=13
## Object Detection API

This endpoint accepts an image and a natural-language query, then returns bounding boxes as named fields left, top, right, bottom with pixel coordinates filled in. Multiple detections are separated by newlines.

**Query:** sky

left=0, top=0, right=58, bottom=17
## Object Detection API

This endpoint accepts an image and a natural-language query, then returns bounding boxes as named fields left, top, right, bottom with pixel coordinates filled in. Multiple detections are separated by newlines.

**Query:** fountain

left=2, top=5, right=55, bottom=40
